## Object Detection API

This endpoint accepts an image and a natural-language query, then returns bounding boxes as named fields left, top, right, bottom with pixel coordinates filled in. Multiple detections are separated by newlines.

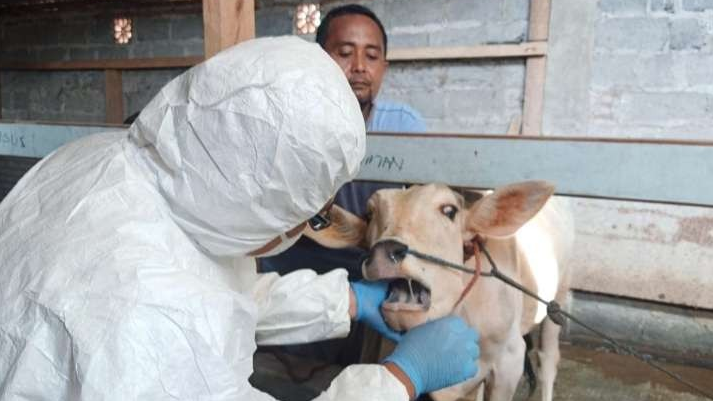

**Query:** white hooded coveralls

left=0, top=37, right=408, bottom=401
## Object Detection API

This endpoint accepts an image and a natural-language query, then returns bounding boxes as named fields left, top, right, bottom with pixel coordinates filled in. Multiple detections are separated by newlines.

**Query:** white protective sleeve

left=251, top=269, right=410, bottom=401
left=247, top=365, right=409, bottom=401
left=314, top=365, right=410, bottom=401
left=253, top=269, right=351, bottom=345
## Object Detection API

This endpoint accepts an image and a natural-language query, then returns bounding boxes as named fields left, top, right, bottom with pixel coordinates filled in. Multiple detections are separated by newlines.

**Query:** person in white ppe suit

left=0, top=36, right=479, bottom=401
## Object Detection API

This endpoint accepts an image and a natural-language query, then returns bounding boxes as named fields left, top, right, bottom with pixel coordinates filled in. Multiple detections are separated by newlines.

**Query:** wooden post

left=522, top=0, right=551, bottom=135
left=104, top=69, right=124, bottom=124
left=203, top=0, right=255, bottom=59
left=528, top=0, right=551, bottom=41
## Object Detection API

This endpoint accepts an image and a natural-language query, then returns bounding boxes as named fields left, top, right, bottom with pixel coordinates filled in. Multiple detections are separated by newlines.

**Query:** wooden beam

left=0, top=56, right=202, bottom=71
left=387, top=42, right=547, bottom=62
left=0, top=42, right=545, bottom=72
left=104, top=70, right=124, bottom=125
left=203, top=0, right=255, bottom=59
left=0, top=0, right=201, bottom=17
left=528, top=0, right=552, bottom=41
left=521, top=0, right=552, bottom=135
left=0, top=122, right=118, bottom=158
left=522, top=56, right=547, bottom=135
left=4, top=122, right=713, bottom=208
left=356, top=132, right=713, bottom=208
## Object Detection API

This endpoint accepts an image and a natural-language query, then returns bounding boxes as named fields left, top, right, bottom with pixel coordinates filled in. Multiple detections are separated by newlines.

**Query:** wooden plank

left=203, top=0, right=255, bottom=59
left=356, top=133, right=713, bottom=207
left=104, top=70, right=124, bottom=124
left=236, top=0, right=256, bottom=46
left=522, top=56, right=547, bottom=135
left=0, top=122, right=118, bottom=158
left=386, top=42, right=547, bottom=62
left=521, top=0, right=552, bottom=135
left=0, top=0, right=201, bottom=17
left=0, top=56, right=202, bottom=71
left=528, top=0, right=552, bottom=41
left=0, top=43, right=544, bottom=71
left=4, top=125, right=713, bottom=207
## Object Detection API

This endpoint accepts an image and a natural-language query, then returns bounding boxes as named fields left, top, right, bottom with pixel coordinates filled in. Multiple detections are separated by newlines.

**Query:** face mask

left=258, top=231, right=302, bottom=257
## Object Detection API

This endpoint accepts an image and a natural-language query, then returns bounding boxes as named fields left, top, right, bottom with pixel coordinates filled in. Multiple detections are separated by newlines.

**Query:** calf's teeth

left=407, top=279, right=416, bottom=303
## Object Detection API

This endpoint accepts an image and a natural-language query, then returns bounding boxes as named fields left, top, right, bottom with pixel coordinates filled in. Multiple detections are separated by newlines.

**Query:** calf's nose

left=372, top=239, right=408, bottom=263
left=362, top=239, right=409, bottom=280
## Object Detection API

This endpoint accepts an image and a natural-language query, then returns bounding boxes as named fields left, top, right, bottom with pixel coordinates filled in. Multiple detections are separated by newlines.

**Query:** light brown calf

left=307, top=181, right=574, bottom=401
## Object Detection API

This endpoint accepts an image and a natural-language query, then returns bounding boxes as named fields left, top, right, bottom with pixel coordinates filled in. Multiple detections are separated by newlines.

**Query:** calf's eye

left=364, top=208, right=373, bottom=223
left=441, top=204, right=458, bottom=221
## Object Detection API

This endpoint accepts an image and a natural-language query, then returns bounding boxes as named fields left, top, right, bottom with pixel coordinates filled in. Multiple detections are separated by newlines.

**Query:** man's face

left=323, top=14, right=388, bottom=108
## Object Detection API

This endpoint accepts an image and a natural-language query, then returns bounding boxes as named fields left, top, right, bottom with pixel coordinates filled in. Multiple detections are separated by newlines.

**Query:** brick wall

left=587, top=0, right=713, bottom=138
left=0, top=14, right=201, bottom=123
left=2, top=0, right=712, bottom=136
left=254, top=0, right=531, bottom=134
left=0, top=14, right=203, bottom=61
left=1, top=0, right=532, bottom=132
left=372, top=0, right=529, bottom=133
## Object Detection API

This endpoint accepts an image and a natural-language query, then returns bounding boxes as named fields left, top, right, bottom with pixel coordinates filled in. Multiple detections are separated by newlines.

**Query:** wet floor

left=253, top=343, right=713, bottom=401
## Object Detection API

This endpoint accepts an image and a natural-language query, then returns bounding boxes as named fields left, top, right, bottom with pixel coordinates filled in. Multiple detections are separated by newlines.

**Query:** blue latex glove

left=351, top=280, right=403, bottom=342
left=383, top=315, right=479, bottom=396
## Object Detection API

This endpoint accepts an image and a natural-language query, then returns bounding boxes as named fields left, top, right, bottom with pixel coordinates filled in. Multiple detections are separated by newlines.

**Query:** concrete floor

left=252, top=343, right=713, bottom=401
left=512, top=344, right=712, bottom=401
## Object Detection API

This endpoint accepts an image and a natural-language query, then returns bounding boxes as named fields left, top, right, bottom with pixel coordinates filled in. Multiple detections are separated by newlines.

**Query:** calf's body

left=306, top=182, right=574, bottom=401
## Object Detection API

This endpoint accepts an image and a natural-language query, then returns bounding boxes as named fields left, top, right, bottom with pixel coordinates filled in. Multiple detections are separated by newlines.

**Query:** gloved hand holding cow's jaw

left=383, top=315, right=480, bottom=398
left=350, top=280, right=403, bottom=342
left=349, top=283, right=479, bottom=399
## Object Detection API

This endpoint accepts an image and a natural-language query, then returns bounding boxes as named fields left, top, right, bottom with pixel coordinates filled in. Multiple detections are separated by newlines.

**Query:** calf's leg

left=430, top=382, right=476, bottom=401
left=538, top=317, right=561, bottom=401
left=486, top=335, right=525, bottom=401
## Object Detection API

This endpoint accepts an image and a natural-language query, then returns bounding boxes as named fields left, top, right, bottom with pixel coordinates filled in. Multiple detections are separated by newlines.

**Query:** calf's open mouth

left=383, top=278, right=431, bottom=312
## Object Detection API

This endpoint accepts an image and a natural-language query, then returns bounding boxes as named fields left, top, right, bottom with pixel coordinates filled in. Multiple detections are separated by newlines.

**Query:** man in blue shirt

left=258, top=4, right=426, bottom=368
left=261, top=4, right=425, bottom=278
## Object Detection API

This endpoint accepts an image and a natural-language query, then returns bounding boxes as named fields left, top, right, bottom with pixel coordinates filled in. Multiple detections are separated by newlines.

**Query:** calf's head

left=306, top=181, right=555, bottom=331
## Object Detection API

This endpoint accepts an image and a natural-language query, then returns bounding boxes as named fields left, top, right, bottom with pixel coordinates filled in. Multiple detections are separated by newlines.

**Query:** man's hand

left=350, top=280, right=403, bottom=342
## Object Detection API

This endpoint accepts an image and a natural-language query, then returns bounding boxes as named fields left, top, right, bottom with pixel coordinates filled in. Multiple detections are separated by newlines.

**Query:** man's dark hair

left=316, top=4, right=388, bottom=55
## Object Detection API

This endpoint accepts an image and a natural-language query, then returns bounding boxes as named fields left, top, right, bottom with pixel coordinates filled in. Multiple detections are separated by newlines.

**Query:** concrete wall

left=568, top=291, right=713, bottom=369
left=543, top=0, right=713, bottom=363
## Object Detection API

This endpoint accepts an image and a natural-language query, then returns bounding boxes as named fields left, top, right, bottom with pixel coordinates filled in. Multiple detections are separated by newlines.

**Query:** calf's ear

left=303, top=205, right=368, bottom=249
left=465, top=181, right=554, bottom=238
